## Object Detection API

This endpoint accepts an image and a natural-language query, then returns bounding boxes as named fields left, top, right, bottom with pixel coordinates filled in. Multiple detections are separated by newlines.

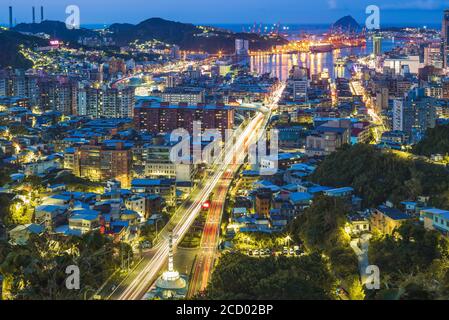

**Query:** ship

left=309, top=43, right=334, bottom=53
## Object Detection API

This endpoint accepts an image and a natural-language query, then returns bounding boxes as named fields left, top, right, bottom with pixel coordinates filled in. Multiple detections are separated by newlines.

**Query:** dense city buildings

left=77, top=85, right=135, bottom=118
left=161, top=87, right=205, bottom=105
left=3, top=2, right=449, bottom=305
left=133, top=101, right=234, bottom=137
left=443, top=10, right=449, bottom=68
left=72, top=141, right=132, bottom=188
left=392, top=89, right=437, bottom=142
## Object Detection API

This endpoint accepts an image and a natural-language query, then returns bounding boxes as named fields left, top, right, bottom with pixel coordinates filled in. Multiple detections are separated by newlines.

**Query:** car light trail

left=114, top=83, right=285, bottom=300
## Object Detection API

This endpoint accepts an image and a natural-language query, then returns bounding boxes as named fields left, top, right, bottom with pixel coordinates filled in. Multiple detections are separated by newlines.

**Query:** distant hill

left=110, top=18, right=198, bottom=45
left=109, top=17, right=288, bottom=53
left=12, top=18, right=288, bottom=54
left=0, top=29, right=47, bottom=69
left=13, top=20, right=98, bottom=45
left=331, top=15, right=361, bottom=33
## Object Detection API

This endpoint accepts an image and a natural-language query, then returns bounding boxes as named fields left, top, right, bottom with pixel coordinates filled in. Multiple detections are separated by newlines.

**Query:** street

left=187, top=162, right=234, bottom=297
left=102, top=83, right=285, bottom=300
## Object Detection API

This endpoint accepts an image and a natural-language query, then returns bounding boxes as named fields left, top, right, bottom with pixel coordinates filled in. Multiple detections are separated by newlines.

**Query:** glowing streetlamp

left=285, top=235, right=292, bottom=247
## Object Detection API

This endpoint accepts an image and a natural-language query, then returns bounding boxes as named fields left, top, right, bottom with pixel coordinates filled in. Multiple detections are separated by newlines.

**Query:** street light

left=83, top=287, right=96, bottom=300
left=285, top=235, right=292, bottom=248
left=154, top=219, right=162, bottom=243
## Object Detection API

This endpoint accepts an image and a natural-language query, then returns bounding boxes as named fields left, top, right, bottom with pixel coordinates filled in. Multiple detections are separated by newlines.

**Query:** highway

left=106, top=82, right=284, bottom=300
left=111, top=58, right=214, bottom=89
left=187, top=171, right=232, bottom=297
left=187, top=83, right=284, bottom=298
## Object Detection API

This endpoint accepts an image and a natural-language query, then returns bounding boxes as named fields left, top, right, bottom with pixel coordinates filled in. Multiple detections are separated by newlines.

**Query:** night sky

left=1, top=0, right=448, bottom=25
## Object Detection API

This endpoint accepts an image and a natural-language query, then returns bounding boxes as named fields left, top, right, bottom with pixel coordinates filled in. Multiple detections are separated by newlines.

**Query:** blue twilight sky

left=1, top=0, right=449, bottom=25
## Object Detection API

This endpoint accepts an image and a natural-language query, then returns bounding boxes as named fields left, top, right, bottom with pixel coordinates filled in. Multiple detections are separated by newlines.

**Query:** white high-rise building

left=384, top=56, right=421, bottom=75
left=293, top=80, right=308, bottom=101
left=76, top=85, right=135, bottom=118
left=76, top=92, right=87, bottom=115
left=393, top=99, right=404, bottom=131
left=392, top=90, right=437, bottom=142
left=424, top=43, right=443, bottom=68
left=170, top=45, right=181, bottom=60
left=442, top=10, right=449, bottom=68
left=11, top=75, right=40, bottom=105
left=0, top=77, right=9, bottom=96
left=373, top=34, right=382, bottom=56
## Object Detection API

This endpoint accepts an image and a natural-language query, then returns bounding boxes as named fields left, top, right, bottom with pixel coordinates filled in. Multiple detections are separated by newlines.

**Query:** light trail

left=113, top=82, right=285, bottom=300
left=116, top=115, right=264, bottom=300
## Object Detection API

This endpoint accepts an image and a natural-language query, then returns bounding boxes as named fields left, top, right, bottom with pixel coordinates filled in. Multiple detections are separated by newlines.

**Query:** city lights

left=0, top=1, right=448, bottom=307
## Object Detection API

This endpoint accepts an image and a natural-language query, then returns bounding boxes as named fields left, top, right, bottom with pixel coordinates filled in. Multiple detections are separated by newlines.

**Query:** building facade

left=134, top=101, right=234, bottom=138
left=73, top=142, right=132, bottom=188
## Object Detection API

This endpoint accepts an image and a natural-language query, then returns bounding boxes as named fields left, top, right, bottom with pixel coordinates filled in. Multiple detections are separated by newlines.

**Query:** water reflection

left=250, top=40, right=398, bottom=80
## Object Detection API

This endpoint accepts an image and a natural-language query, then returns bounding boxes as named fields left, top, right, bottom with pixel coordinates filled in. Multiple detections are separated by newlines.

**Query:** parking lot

left=246, top=246, right=304, bottom=258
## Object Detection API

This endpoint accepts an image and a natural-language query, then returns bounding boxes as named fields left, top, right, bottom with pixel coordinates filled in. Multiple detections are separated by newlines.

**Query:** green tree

left=290, top=195, right=350, bottom=252
left=0, top=231, right=129, bottom=300
left=368, top=222, right=449, bottom=299
left=204, top=252, right=336, bottom=300
left=346, top=275, right=366, bottom=300
left=310, top=144, right=449, bottom=209
left=413, top=124, right=449, bottom=157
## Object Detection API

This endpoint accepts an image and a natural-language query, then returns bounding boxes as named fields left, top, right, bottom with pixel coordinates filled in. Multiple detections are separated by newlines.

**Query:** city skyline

left=1, top=0, right=449, bottom=25
left=3, top=1, right=449, bottom=305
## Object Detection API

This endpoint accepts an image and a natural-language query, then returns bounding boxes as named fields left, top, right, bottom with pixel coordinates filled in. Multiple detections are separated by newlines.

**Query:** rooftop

left=290, top=192, right=313, bottom=204
left=421, top=208, right=449, bottom=220
left=377, top=205, right=410, bottom=220
left=132, top=178, right=175, bottom=187
left=135, top=101, right=232, bottom=111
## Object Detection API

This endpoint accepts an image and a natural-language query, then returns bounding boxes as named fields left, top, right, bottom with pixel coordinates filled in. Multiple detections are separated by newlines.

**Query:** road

left=187, top=83, right=285, bottom=298
left=109, top=114, right=265, bottom=300
left=112, top=58, right=215, bottom=89
left=350, top=78, right=387, bottom=142
left=187, top=171, right=231, bottom=297
left=105, top=82, right=285, bottom=300
left=97, top=116, right=247, bottom=300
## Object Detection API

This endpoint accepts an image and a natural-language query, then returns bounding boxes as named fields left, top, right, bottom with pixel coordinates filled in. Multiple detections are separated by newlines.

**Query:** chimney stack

left=9, top=6, right=12, bottom=28
left=32, top=6, right=35, bottom=23
left=40, top=6, right=44, bottom=22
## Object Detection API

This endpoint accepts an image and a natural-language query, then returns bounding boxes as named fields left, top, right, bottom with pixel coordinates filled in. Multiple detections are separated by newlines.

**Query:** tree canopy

left=290, top=195, right=350, bottom=252
left=0, top=231, right=131, bottom=300
left=204, top=252, right=336, bottom=300
left=413, top=124, right=449, bottom=157
left=310, top=144, right=449, bottom=209
left=289, top=195, right=359, bottom=293
left=368, top=221, right=449, bottom=299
